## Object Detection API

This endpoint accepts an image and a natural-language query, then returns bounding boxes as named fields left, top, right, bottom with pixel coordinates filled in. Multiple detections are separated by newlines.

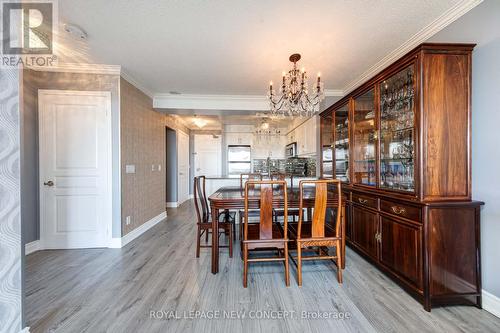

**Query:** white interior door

left=194, top=134, right=221, bottom=177
left=39, top=90, right=111, bottom=249
left=177, top=130, right=190, bottom=204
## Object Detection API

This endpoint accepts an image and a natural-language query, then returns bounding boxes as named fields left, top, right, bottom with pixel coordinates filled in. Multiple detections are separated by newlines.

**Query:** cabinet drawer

left=352, top=193, right=378, bottom=209
left=380, top=199, right=421, bottom=222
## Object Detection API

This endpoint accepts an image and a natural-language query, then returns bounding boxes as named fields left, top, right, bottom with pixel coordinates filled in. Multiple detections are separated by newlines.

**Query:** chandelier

left=254, top=118, right=281, bottom=144
left=269, top=53, right=324, bottom=118
left=255, top=118, right=281, bottom=136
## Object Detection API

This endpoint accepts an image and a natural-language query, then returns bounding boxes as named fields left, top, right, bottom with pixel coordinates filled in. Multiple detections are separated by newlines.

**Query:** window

left=228, top=145, right=251, bottom=176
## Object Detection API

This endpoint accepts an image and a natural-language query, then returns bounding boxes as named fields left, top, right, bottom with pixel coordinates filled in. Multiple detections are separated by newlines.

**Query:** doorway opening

left=166, top=127, right=177, bottom=207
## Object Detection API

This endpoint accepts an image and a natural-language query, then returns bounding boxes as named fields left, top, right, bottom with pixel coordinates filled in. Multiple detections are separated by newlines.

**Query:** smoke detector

left=63, top=23, right=88, bottom=40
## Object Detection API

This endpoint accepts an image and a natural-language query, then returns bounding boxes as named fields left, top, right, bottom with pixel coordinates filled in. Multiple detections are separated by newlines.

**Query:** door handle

left=44, top=181, right=54, bottom=187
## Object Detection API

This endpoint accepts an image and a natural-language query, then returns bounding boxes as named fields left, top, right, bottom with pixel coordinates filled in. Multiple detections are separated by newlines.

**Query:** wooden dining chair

left=270, top=172, right=286, bottom=181
left=194, top=176, right=234, bottom=258
left=271, top=173, right=300, bottom=223
left=288, top=179, right=343, bottom=285
left=198, top=175, right=236, bottom=241
left=240, top=173, right=263, bottom=189
left=243, top=180, right=290, bottom=287
left=238, top=173, right=263, bottom=240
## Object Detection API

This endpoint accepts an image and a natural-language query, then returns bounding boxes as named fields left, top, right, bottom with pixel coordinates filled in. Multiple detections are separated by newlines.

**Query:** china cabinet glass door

left=379, top=65, right=415, bottom=192
left=353, top=89, right=376, bottom=186
left=334, top=104, right=349, bottom=182
left=320, top=114, right=334, bottom=178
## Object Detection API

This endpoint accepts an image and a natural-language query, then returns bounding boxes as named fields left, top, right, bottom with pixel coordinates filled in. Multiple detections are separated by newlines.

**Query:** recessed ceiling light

left=63, top=23, right=88, bottom=40
left=192, top=115, right=208, bottom=129
left=169, top=91, right=181, bottom=95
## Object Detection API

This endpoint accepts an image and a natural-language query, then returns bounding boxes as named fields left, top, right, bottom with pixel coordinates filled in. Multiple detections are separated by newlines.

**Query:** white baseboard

left=108, top=237, right=122, bottom=248
left=109, top=211, right=167, bottom=248
left=166, top=202, right=178, bottom=208
left=25, top=240, right=41, bottom=255
left=20, top=327, right=30, bottom=333
left=483, top=289, right=500, bottom=318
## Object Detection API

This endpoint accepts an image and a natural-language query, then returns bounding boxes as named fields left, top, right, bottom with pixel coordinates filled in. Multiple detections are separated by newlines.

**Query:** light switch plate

left=125, top=216, right=131, bottom=225
left=125, top=165, right=136, bottom=174
left=151, top=164, right=155, bottom=171
left=158, top=164, right=161, bottom=171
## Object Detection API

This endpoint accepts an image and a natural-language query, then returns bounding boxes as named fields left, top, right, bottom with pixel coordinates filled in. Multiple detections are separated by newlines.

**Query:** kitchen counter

left=204, top=175, right=239, bottom=179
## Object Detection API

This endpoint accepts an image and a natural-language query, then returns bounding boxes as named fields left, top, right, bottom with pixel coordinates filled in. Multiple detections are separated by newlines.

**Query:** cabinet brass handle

left=375, top=232, right=381, bottom=242
left=391, top=206, right=406, bottom=215
left=358, top=198, right=368, bottom=204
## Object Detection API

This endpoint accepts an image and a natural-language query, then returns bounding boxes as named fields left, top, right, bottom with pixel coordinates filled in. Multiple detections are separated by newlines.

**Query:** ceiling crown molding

left=26, top=62, right=121, bottom=75
left=153, top=93, right=270, bottom=111
left=120, top=70, right=155, bottom=99
left=342, top=0, right=483, bottom=94
left=324, top=89, right=344, bottom=97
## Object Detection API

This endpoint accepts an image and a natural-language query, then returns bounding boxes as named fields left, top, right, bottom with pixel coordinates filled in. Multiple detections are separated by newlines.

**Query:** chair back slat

left=244, top=180, right=288, bottom=241
left=270, top=172, right=286, bottom=181
left=193, top=177, right=203, bottom=224
left=259, top=184, right=274, bottom=240
left=311, top=182, right=328, bottom=237
left=298, top=179, right=342, bottom=239
left=194, top=176, right=209, bottom=223
left=240, top=173, right=263, bottom=190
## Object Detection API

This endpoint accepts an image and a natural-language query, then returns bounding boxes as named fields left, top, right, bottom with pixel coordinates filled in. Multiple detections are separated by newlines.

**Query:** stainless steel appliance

left=285, top=142, right=297, bottom=158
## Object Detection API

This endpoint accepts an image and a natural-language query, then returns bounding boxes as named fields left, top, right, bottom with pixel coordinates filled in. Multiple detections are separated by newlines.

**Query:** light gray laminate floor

left=26, top=200, right=500, bottom=333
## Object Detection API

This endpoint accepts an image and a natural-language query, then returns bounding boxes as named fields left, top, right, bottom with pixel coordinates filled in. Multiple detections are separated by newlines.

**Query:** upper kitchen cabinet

left=225, top=132, right=253, bottom=146
left=287, top=116, right=318, bottom=157
left=295, top=116, right=318, bottom=157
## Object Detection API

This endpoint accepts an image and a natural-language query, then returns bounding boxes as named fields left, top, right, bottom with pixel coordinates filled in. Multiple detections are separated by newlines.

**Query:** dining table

left=208, top=185, right=346, bottom=274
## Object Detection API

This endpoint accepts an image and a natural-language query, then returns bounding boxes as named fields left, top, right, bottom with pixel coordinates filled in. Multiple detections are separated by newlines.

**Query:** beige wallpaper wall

left=120, top=78, right=167, bottom=235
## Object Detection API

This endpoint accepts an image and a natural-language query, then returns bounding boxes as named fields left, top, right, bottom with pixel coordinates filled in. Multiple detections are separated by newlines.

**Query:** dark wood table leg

left=341, top=205, right=346, bottom=269
left=211, top=203, right=219, bottom=274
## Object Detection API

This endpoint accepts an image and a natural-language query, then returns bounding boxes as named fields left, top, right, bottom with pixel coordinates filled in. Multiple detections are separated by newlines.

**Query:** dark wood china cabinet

left=320, top=43, right=483, bottom=311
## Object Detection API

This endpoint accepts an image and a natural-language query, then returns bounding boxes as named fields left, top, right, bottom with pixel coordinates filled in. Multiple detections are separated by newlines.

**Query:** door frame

left=38, top=89, right=113, bottom=249
left=176, top=129, right=190, bottom=205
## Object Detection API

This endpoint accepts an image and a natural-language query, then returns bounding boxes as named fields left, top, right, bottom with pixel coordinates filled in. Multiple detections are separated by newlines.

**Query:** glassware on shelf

left=379, top=65, right=415, bottom=192
left=353, top=89, right=376, bottom=186
left=320, top=114, right=334, bottom=178
left=334, top=103, right=349, bottom=182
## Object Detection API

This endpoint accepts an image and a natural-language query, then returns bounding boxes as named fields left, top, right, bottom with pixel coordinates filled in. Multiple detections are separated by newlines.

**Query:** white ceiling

left=57, top=0, right=476, bottom=97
